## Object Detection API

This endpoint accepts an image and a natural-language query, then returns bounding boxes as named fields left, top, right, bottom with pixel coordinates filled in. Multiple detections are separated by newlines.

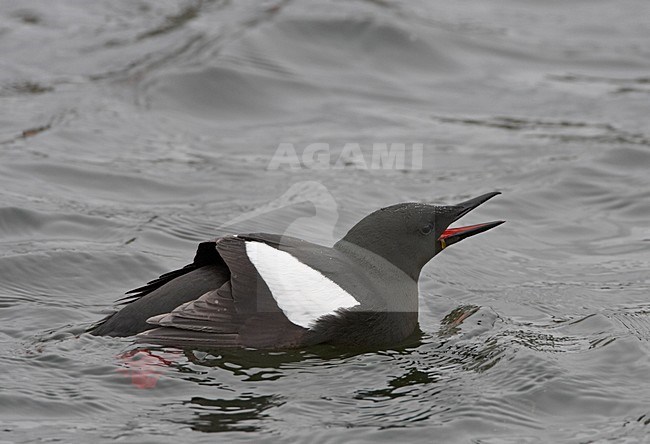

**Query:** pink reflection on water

left=116, top=349, right=181, bottom=389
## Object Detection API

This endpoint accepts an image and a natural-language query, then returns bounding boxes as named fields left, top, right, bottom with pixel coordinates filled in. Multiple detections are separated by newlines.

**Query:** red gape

left=440, top=222, right=495, bottom=240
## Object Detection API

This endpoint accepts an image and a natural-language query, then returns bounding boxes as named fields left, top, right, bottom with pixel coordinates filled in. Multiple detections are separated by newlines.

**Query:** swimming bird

left=91, top=192, right=503, bottom=349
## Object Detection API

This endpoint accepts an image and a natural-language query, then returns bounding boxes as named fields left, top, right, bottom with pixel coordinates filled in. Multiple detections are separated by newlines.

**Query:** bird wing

left=89, top=239, right=230, bottom=337
left=117, top=240, right=226, bottom=304
left=137, top=235, right=322, bottom=348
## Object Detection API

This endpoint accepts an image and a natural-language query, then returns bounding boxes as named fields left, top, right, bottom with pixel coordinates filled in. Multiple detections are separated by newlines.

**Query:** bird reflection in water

left=114, top=304, right=495, bottom=432
left=115, top=304, right=485, bottom=388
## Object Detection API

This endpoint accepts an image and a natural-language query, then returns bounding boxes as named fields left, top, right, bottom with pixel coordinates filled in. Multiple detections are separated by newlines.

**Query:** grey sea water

left=1, top=1, right=649, bottom=442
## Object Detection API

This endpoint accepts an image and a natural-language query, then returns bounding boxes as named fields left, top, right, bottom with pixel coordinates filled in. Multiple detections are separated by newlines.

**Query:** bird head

left=337, top=192, right=504, bottom=280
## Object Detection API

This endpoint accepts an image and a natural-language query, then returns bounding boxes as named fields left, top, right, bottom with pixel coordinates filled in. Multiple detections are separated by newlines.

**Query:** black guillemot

left=91, top=192, right=504, bottom=349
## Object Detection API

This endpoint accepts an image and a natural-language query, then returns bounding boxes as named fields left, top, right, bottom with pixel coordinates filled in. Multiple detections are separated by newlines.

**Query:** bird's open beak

left=438, top=192, right=504, bottom=249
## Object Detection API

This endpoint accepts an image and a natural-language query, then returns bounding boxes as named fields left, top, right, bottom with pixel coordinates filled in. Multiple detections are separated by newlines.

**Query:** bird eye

left=419, top=224, right=433, bottom=235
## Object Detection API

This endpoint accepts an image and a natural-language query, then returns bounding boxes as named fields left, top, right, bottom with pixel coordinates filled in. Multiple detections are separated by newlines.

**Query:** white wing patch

left=245, top=241, right=360, bottom=329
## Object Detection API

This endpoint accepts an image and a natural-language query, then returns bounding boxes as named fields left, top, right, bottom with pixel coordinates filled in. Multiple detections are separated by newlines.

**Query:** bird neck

left=334, top=236, right=422, bottom=282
